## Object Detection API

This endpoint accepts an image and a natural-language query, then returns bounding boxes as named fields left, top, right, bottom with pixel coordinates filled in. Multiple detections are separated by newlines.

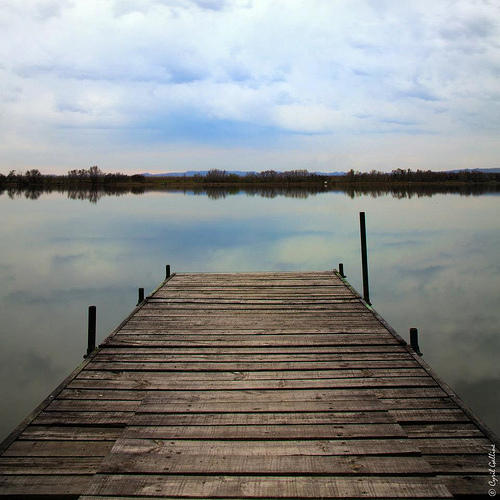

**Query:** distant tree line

left=0, top=166, right=145, bottom=187
left=173, top=168, right=500, bottom=185
left=1, top=166, right=498, bottom=189
left=193, top=169, right=325, bottom=184
left=343, top=168, right=499, bottom=184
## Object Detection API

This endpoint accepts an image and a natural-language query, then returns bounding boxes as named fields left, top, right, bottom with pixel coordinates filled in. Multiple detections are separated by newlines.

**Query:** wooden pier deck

left=0, top=270, right=498, bottom=499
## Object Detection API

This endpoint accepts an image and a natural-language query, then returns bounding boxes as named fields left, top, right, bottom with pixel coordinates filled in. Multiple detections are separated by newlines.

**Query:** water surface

left=1, top=186, right=499, bottom=441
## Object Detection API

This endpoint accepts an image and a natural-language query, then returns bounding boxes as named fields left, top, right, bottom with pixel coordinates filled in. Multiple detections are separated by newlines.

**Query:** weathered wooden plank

left=124, top=315, right=382, bottom=322
left=160, top=274, right=345, bottom=281
left=152, top=291, right=358, bottom=298
left=58, top=387, right=448, bottom=402
left=77, top=368, right=427, bottom=381
left=137, top=303, right=368, bottom=312
left=68, top=376, right=438, bottom=391
left=382, top=398, right=459, bottom=410
left=98, top=453, right=434, bottom=475
left=58, top=388, right=148, bottom=400
left=111, top=325, right=394, bottom=332
left=159, top=278, right=348, bottom=284
left=168, top=273, right=339, bottom=279
left=120, top=322, right=387, bottom=330
left=86, top=360, right=421, bottom=372
left=33, top=411, right=134, bottom=426
left=403, top=423, right=484, bottom=438
left=111, top=437, right=422, bottom=456
left=135, top=309, right=370, bottom=317
left=147, top=297, right=362, bottom=304
left=136, top=400, right=387, bottom=413
left=104, top=335, right=401, bottom=347
left=93, top=351, right=413, bottom=361
left=410, top=437, right=492, bottom=454
left=46, top=400, right=141, bottom=412
left=19, top=426, right=123, bottom=441
left=97, top=345, right=409, bottom=354
left=154, top=290, right=354, bottom=295
left=390, top=409, right=470, bottom=423
left=2, top=440, right=113, bottom=457
left=122, top=423, right=407, bottom=440
left=0, top=456, right=101, bottom=474
left=129, top=411, right=395, bottom=426
left=0, top=475, right=91, bottom=496
left=154, top=283, right=353, bottom=289
left=158, top=279, right=347, bottom=284
left=438, top=475, right=492, bottom=497
left=425, top=455, right=488, bottom=474
left=82, top=474, right=453, bottom=498
left=158, top=280, right=349, bottom=287
left=117, top=328, right=395, bottom=336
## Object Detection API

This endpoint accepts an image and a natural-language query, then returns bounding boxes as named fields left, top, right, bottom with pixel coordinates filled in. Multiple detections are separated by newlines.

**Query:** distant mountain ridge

left=142, top=170, right=346, bottom=177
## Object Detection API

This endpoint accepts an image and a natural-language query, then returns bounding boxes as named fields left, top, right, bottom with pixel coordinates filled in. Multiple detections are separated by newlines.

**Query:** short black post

left=86, top=306, right=96, bottom=358
left=166, top=264, right=171, bottom=279
left=410, top=327, right=422, bottom=356
left=359, top=212, right=371, bottom=304
left=339, top=263, right=345, bottom=278
left=138, top=287, right=145, bottom=305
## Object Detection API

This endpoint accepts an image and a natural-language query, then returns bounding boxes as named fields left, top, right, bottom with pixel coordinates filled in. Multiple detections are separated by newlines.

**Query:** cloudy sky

left=1, top=0, right=499, bottom=174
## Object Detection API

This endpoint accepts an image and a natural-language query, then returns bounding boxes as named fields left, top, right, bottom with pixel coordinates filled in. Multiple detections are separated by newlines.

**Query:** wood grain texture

left=1, top=270, right=495, bottom=499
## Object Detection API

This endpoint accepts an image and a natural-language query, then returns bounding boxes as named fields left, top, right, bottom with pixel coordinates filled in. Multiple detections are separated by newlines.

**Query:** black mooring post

left=138, top=287, right=145, bottom=305
left=339, top=263, right=345, bottom=278
left=410, top=327, right=422, bottom=356
left=86, top=305, right=96, bottom=358
left=166, top=264, right=171, bottom=279
left=359, top=212, right=371, bottom=304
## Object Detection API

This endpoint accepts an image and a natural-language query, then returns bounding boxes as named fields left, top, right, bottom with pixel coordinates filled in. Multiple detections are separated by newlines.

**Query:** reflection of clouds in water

left=5, top=286, right=119, bottom=305
left=453, top=378, right=500, bottom=436
left=206, top=234, right=352, bottom=273
left=0, top=263, right=15, bottom=282
left=0, top=348, right=67, bottom=440
left=51, top=252, right=90, bottom=264
left=1, top=190, right=500, bottom=441
left=379, top=239, right=422, bottom=248
left=397, top=264, right=449, bottom=279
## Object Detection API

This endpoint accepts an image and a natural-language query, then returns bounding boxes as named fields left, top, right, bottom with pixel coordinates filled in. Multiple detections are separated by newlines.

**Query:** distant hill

left=142, top=171, right=255, bottom=177
left=447, top=167, right=500, bottom=174
left=142, top=170, right=346, bottom=177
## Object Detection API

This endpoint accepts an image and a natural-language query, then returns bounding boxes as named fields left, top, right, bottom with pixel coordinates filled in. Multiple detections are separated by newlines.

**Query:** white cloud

left=0, top=0, right=499, bottom=173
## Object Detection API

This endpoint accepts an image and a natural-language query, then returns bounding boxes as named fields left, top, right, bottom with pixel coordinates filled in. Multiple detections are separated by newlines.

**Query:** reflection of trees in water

left=191, top=187, right=241, bottom=200
left=192, top=186, right=325, bottom=199
left=1, top=183, right=499, bottom=202
left=0, top=185, right=146, bottom=203
left=195, top=184, right=500, bottom=200
left=3, top=186, right=52, bottom=200
left=65, top=186, right=147, bottom=203
left=342, top=183, right=500, bottom=199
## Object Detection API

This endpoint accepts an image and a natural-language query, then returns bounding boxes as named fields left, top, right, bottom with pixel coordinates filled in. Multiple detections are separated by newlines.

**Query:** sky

left=1, top=0, right=499, bottom=175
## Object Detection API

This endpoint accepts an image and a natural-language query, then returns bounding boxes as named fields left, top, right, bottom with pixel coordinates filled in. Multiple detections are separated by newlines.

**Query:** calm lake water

left=1, top=186, right=499, bottom=441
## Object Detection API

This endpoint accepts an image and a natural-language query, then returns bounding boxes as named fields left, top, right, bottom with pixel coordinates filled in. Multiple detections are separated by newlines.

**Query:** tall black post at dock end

left=166, top=264, right=171, bottom=279
left=410, top=327, right=422, bottom=356
left=85, top=306, right=96, bottom=358
left=138, top=287, right=145, bottom=305
left=339, top=263, right=345, bottom=278
left=359, top=212, right=371, bottom=305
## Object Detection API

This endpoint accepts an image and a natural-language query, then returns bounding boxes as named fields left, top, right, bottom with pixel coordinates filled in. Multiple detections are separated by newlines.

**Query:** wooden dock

left=0, top=270, right=498, bottom=499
